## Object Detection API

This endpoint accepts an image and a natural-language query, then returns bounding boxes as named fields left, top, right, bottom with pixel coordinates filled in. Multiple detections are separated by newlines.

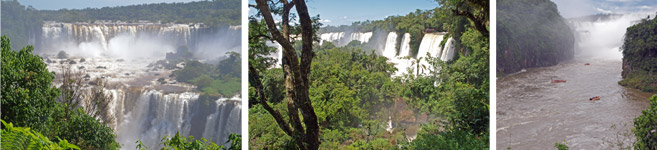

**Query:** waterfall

left=440, top=37, right=456, bottom=61
left=350, top=32, right=373, bottom=44
left=319, top=32, right=373, bottom=46
left=113, top=90, right=241, bottom=149
left=202, top=98, right=241, bottom=146
left=417, top=33, right=445, bottom=75
left=399, top=33, right=411, bottom=57
left=382, top=32, right=398, bottom=59
left=315, top=31, right=453, bottom=77
left=41, top=22, right=197, bottom=50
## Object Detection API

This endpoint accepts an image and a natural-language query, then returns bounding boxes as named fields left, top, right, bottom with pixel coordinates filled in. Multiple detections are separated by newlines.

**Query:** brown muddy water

left=497, top=59, right=655, bottom=149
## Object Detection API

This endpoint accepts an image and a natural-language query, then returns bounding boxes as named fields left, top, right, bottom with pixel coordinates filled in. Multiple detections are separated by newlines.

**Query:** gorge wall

left=497, top=0, right=575, bottom=74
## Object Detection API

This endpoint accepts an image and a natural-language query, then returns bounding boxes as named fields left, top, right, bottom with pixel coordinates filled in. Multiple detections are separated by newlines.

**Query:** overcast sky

left=551, top=0, right=657, bottom=18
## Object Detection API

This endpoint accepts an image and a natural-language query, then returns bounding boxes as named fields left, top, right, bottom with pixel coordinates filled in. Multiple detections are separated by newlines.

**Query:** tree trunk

left=253, top=0, right=321, bottom=149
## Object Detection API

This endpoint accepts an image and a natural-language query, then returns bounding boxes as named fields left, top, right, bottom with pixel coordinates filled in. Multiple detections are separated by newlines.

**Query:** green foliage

left=1, top=120, right=80, bottom=150
left=620, top=15, right=657, bottom=92
left=172, top=52, right=241, bottom=97
left=497, top=0, right=575, bottom=74
left=633, top=95, right=657, bottom=149
left=40, top=0, right=239, bottom=26
left=49, top=104, right=121, bottom=150
left=403, top=4, right=489, bottom=148
left=249, top=1, right=489, bottom=149
left=1, top=35, right=59, bottom=132
left=152, top=132, right=241, bottom=150
left=310, top=48, right=398, bottom=129
left=249, top=45, right=402, bottom=149
left=554, top=140, right=569, bottom=150
left=405, top=123, right=487, bottom=150
left=248, top=104, right=297, bottom=149
left=247, top=18, right=278, bottom=71
left=1, top=35, right=120, bottom=149
left=0, top=0, right=44, bottom=49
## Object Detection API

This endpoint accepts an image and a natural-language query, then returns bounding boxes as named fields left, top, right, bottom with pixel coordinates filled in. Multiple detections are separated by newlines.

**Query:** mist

left=192, top=27, right=242, bottom=62
left=571, top=12, right=656, bottom=61
left=39, top=26, right=242, bottom=63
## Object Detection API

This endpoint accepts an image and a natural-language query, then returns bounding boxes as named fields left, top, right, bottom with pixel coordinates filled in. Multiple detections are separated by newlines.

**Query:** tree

left=1, top=35, right=60, bottom=132
left=249, top=0, right=321, bottom=149
left=436, top=0, right=489, bottom=37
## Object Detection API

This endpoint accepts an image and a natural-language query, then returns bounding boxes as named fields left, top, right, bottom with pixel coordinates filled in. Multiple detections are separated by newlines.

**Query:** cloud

left=343, top=16, right=348, bottom=19
left=638, top=5, right=652, bottom=9
left=596, top=7, right=613, bottom=14
left=319, top=19, right=331, bottom=23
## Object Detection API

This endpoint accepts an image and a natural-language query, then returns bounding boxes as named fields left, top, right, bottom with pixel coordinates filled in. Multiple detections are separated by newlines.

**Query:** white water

left=440, top=38, right=456, bottom=61
left=391, top=33, right=413, bottom=77
left=115, top=90, right=241, bottom=149
left=416, top=33, right=445, bottom=75
left=277, top=31, right=453, bottom=77
left=319, top=32, right=373, bottom=46
left=399, top=33, right=412, bottom=58
left=382, top=32, right=398, bottom=59
left=40, top=22, right=240, bottom=60
left=569, top=13, right=653, bottom=60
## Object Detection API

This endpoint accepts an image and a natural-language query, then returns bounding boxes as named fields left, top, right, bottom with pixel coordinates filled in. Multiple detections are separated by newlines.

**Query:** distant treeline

left=497, top=0, right=575, bottom=74
left=620, top=15, right=657, bottom=93
left=1, top=0, right=240, bottom=49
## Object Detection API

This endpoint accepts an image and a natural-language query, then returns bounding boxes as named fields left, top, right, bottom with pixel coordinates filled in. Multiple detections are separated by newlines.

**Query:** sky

left=551, top=0, right=657, bottom=18
left=15, top=0, right=199, bottom=10
left=248, top=0, right=439, bottom=26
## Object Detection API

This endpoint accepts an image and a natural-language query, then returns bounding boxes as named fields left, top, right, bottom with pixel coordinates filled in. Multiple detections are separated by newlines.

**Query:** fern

left=1, top=120, right=80, bottom=150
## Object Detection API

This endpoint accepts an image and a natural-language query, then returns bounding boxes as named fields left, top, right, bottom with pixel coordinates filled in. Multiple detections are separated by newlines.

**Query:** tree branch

left=248, top=63, right=293, bottom=136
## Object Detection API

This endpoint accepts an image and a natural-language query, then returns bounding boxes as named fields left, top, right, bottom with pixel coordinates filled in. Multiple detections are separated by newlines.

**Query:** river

left=497, top=58, right=654, bottom=149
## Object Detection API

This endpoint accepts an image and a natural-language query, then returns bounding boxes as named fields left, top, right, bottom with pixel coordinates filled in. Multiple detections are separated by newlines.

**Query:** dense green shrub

left=633, top=95, right=657, bottom=149
left=172, top=52, right=241, bottom=97
left=1, top=35, right=59, bottom=132
left=50, top=104, right=120, bottom=150
left=136, top=132, right=240, bottom=150
left=2, top=35, right=120, bottom=149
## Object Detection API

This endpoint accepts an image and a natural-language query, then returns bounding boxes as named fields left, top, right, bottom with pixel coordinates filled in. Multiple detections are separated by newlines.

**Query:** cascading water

left=399, top=33, right=412, bottom=57
left=440, top=37, right=456, bottom=61
left=391, top=33, right=413, bottom=77
left=39, top=22, right=240, bottom=59
left=319, top=32, right=373, bottom=46
left=114, top=90, right=241, bottom=150
left=282, top=31, right=453, bottom=77
left=42, top=21, right=243, bottom=149
left=416, top=33, right=445, bottom=75
left=382, top=32, right=398, bottom=59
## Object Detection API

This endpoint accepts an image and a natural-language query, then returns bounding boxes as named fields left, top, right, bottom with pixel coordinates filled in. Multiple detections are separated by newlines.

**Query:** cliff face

left=620, top=17, right=657, bottom=93
left=497, top=0, right=575, bottom=74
